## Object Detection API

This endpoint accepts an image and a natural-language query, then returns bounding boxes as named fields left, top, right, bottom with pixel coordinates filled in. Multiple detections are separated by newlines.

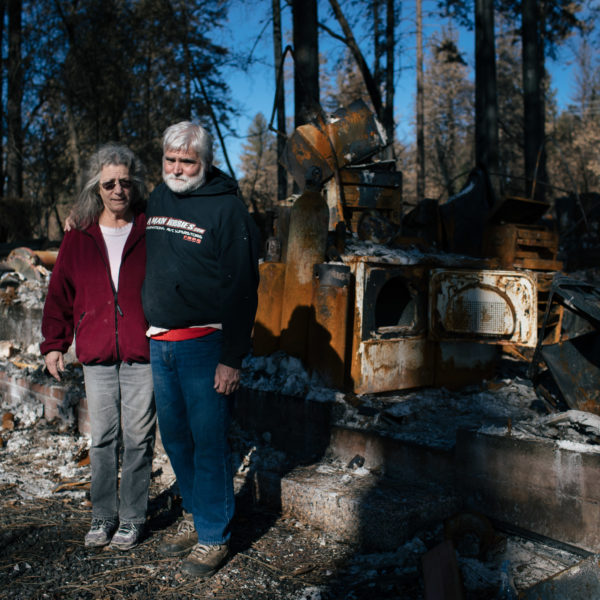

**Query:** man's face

left=162, top=147, right=205, bottom=193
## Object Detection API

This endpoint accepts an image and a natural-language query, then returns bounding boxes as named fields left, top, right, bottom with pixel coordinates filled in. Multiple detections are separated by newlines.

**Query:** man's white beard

left=163, top=167, right=206, bottom=193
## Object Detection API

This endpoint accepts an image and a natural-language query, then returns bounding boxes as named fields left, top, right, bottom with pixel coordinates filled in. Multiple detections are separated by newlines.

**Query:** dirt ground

left=0, top=357, right=589, bottom=599
left=0, top=474, right=425, bottom=599
left=0, top=397, right=431, bottom=600
left=0, top=413, right=587, bottom=600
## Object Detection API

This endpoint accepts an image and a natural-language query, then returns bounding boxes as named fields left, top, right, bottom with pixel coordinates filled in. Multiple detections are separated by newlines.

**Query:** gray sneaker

left=110, top=522, right=145, bottom=550
left=84, top=518, right=118, bottom=547
left=158, top=512, right=197, bottom=557
left=181, top=542, right=229, bottom=577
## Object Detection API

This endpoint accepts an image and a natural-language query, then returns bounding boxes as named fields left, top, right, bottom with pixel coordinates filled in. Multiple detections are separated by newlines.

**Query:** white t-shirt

left=100, top=222, right=133, bottom=290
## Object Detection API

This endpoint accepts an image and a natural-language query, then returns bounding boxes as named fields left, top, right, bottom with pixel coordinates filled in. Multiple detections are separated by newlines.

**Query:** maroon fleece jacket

left=40, top=213, right=149, bottom=364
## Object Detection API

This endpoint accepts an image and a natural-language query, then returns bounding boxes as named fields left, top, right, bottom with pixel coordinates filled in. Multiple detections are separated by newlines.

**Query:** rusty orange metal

left=323, top=164, right=402, bottom=232
left=529, top=277, right=600, bottom=414
left=428, top=269, right=538, bottom=347
left=434, top=342, right=500, bottom=389
left=253, top=262, right=286, bottom=356
left=279, top=190, right=329, bottom=361
left=33, top=250, right=58, bottom=268
left=482, top=223, right=562, bottom=271
left=345, top=256, right=435, bottom=394
left=307, top=264, right=351, bottom=389
left=281, top=99, right=387, bottom=192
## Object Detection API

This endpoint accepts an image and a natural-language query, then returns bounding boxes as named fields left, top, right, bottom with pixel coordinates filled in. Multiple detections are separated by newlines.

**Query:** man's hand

left=64, top=214, right=75, bottom=232
left=214, top=363, right=240, bottom=396
left=44, top=351, right=65, bottom=381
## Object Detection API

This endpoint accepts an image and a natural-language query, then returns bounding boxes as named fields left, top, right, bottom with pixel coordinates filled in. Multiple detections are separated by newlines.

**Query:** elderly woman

left=40, top=143, right=155, bottom=551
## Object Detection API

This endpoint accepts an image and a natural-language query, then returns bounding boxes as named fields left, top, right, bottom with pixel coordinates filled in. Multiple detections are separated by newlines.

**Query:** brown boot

left=158, top=512, right=197, bottom=557
left=181, top=542, right=229, bottom=577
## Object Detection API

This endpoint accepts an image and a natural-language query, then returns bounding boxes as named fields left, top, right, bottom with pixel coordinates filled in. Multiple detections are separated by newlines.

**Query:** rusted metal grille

left=447, top=300, right=509, bottom=335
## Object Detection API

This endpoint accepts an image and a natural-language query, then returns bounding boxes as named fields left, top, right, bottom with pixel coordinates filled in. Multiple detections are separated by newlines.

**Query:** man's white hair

left=162, top=121, right=213, bottom=168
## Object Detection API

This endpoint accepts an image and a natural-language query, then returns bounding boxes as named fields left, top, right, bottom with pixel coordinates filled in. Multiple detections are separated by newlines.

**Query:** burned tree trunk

left=475, top=0, right=499, bottom=201
left=7, top=0, right=23, bottom=199
left=383, top=0, right=395, bottom=147
left=416, top=0, right=425, bottom=202
left=292, top=0, right=320, bottom=127
left=522, top=0, right=546, bottom=201
left=328, top=0, right=383, bottom=121
left=272, top=0, right=287, bottom=201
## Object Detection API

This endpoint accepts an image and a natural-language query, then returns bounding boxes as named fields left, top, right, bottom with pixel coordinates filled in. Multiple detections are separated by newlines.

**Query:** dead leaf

left=52, top=479, right=91, bottom=493
left=10, top=360, right=39, bottom=370
left=2, top=412, right=15, bottom=430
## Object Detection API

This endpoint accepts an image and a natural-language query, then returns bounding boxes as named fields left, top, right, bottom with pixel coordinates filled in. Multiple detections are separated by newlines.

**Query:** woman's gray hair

left=162, top=121, right=213, bottom=168
left=71, top=143, right=147, bottom=230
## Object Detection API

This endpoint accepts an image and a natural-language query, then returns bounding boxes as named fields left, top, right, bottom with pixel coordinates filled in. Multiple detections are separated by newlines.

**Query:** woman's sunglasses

left=100, top=179, right=133, bottom=191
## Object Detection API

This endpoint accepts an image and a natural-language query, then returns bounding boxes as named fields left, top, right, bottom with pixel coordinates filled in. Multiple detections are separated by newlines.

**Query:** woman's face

left=98, top=164, right=133, bottom=221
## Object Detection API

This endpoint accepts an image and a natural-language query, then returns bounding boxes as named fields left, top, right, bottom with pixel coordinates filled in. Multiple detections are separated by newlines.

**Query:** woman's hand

left=44, top=351, right=65, bottom=381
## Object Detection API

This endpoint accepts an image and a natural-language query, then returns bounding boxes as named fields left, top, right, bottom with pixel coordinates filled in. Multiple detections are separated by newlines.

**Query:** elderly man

left=142, top=121, right=259, bottom=577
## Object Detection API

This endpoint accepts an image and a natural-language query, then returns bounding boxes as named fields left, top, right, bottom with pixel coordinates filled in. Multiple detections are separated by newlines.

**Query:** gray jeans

left=83, top=362, right=156, bottom=524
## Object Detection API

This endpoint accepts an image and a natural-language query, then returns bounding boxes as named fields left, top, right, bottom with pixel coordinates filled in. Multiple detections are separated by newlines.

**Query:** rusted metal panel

left=279, top=190, right=329, bottom=361
left=307, top=264, right=351, bottom=389
left=434, top=342, right=500, bottom=389
left=324, top=99, right=387, bottom=165
left=281, top=125, right=335, bottom=192
left=535, top=271, right=564, bottom=345
left=352, top=336, right=435, bottom=395
left=540, top=334, right=600, bottom=414
left=483, top=223, right=562, bottom=271
left=323, top=164, right=402, bottom=232
left=281, top=99, right=387, bottom=191
left=529, top=277, right=600, bottom=414
left=429, top=269, right=538, bottom=347
left=348, top=258, right=434, bottom=394
left=253, top=262, right=286, bottom=356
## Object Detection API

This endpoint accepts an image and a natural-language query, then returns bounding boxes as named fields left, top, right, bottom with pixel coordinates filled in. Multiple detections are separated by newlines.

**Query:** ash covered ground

left=0, top=350, right=592, bottom=599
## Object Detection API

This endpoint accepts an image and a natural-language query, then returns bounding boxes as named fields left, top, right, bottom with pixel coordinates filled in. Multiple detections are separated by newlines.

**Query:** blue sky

left=213, top=1, right=585, bottom=177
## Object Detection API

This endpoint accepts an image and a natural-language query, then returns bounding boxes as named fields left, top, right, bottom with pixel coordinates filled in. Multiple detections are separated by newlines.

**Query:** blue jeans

left=150, top=332, right=234, bottom=545
left=83, top=362, right=156, bottom=524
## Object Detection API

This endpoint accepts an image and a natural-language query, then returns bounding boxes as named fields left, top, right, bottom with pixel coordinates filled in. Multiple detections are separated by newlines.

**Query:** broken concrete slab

left=253, top=462, right=462, bottom=552
left=457, top=429, right=600, bottom=553
left=520, top=554, right=600, bottom=599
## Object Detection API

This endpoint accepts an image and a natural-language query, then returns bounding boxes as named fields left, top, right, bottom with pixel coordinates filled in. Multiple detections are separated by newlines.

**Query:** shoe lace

left=190, top=543, right=225, bottom=559
left=117, top=522, right=137, bottom=534
left=190, top=544, right=212, bottom=558
left=91, top=518, right=115, bottom=530
left=176, top=518, right=195, bottom=535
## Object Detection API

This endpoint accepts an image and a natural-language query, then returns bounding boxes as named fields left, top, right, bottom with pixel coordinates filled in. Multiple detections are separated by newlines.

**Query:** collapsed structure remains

left=1, top=99, right=600, bottom=597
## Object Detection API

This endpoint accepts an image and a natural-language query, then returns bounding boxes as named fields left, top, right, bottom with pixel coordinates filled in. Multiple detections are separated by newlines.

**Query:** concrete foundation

left=237, top=386, right=600, bottom=554
left=3, top=362, right=600, bottom=556
left=254, top=465, right=462, bottom=552
left=456, top=429, right=600, bottom=554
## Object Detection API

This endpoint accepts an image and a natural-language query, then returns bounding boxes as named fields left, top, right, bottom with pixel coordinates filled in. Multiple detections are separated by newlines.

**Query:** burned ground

left=0, top=353, right=591, bottom=600
left=0, top=387, right=426, bottom=600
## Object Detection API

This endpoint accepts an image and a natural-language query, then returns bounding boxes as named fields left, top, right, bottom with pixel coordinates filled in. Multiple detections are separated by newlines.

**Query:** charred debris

left=1, top=100, right=600, bottom=598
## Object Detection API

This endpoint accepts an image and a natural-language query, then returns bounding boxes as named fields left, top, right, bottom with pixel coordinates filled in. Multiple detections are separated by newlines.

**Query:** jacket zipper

left=86, top=228, right=127, bottom=363
left=74, top=312, right=86, bottom=335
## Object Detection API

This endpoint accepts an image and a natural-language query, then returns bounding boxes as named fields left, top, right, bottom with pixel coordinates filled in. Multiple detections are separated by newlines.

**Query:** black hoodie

left=142, top=167, right=259, bottom=368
